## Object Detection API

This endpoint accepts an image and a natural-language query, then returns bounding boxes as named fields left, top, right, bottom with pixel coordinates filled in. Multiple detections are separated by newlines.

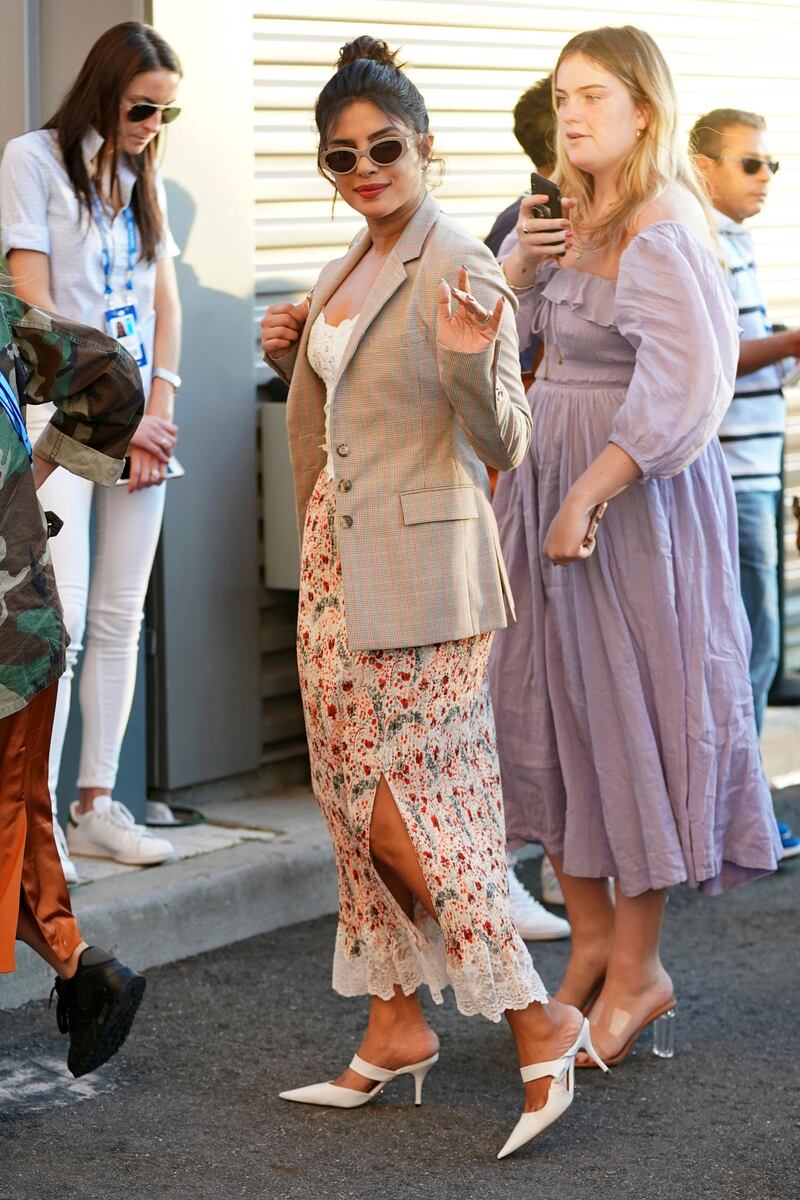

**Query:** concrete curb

left=1, top=803, right=337, bottom=1011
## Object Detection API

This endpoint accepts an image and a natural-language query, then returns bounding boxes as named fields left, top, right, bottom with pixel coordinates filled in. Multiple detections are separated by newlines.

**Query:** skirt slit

left=296, top=471, right=548, bottom=1022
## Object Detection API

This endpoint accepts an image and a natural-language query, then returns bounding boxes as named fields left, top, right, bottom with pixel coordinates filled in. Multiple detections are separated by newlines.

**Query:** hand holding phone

left=527, top=173, right=567, bottom=257
left=583, top=501, right=608, bottom=547
left=530, top=172, right=563, bottom=221
left=115, top=456, right=185, bottom=486
left=511, top=183, right=572, bottom=272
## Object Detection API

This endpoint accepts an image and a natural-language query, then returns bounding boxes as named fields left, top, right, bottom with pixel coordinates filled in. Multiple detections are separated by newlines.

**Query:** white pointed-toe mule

left=497, top=1018, right=608, bottom=1159
left=279, top=1051, right=439, bottom=1109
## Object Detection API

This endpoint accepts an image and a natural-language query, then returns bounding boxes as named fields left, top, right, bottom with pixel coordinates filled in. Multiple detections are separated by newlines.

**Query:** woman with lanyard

left=0, top=21, right=183, bottom=880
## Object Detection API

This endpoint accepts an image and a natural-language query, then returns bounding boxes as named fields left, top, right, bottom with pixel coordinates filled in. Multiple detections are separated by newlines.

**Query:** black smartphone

left=530, top=172, right=563, bottom=221
left=530, top=172, right=565, bottom=257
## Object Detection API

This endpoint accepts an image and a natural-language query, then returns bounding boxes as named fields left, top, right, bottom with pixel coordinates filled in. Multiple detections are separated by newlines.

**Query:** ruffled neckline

left=539, top=259, right=618, bottom=329
left=537, top=220, right=720, bottom=330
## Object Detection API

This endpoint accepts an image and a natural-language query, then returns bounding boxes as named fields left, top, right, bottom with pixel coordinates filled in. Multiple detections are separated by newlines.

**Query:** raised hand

left=261, top=296, right=310, bottom=359
left=437, top=266, right=504, bottom=355
left=516, top=193, right=576, bottom=261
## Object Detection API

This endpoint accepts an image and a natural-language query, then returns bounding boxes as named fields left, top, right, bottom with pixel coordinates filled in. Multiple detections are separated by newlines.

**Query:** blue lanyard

left=0, top=370, right=33, bottom=463
left=91, top=191, right=137, bottom=298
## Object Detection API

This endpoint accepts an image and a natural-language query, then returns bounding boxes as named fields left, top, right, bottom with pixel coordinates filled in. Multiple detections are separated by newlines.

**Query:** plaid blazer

left=267, top=193, right=531, bottom=650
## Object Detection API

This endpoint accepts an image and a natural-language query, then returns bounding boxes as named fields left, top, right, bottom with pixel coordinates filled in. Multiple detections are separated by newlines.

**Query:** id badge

left=104, top=300, right=147, bottom=368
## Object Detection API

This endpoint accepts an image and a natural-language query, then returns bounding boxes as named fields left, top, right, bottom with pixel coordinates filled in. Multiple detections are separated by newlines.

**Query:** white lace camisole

left=306, top=311, right=357, bottom=479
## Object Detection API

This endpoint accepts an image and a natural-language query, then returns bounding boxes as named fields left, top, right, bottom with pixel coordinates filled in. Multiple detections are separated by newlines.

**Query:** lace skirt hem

left=331, top=921, right=548, bottom=1023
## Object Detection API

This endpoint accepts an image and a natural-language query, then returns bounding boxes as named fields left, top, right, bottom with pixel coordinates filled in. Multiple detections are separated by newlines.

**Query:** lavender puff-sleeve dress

left=489, top=221, right=781, bottom=897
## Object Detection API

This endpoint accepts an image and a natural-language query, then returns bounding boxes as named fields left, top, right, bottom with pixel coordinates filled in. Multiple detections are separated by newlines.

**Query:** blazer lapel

left=335, top=257, right=406, bottom=384
left=289, top=230, right=372, bottom=439
left=335, top=193, right=442, bottom=387
left=309, top=229, right=372, bottom=326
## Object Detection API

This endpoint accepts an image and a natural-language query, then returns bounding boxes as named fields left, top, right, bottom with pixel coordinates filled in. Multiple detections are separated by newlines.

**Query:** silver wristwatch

left=152, top=366, right=182, bottom=391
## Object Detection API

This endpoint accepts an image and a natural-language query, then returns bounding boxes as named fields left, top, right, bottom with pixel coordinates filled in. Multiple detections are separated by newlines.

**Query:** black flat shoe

left=52, top=946, right=146, bottom=1078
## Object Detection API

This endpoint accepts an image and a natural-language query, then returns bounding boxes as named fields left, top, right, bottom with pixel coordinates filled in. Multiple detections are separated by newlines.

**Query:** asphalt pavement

left=1, top=790, right=798, bottom=1200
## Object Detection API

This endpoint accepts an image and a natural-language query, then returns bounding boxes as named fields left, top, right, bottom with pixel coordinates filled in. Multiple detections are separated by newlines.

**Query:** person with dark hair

left=0, top=21, right=183, bottom=876
left=0, top=284, right=147, bottom=1077
left=692, top=109, right=800, bottom=861
left=261, top=35, right=606, bottom=1159
left=485, top=75, right=556, bottom=258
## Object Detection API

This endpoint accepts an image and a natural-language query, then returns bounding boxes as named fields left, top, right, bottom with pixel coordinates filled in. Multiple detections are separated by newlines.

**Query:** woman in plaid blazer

left=261, top=37, right=603, bottom=1157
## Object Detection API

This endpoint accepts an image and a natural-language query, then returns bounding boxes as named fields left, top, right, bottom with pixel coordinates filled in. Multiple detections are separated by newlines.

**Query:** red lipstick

left=354, top=183, right=389, bottom=198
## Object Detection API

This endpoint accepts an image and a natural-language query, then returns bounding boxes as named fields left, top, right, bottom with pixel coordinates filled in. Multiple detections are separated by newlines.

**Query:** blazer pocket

left=400, top=486, right=478, bottom=525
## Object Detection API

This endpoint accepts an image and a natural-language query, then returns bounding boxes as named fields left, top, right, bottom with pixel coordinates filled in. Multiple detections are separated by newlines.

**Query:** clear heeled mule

left=652, top=1007, right=676, bottom=1058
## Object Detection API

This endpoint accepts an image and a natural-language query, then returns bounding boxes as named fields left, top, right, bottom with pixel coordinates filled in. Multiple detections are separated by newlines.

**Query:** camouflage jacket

left=0, top=293, right=143, bottom=721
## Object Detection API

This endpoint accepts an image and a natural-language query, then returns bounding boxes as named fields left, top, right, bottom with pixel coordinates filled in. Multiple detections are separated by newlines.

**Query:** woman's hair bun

left=336, top=36, right=402, bottom=72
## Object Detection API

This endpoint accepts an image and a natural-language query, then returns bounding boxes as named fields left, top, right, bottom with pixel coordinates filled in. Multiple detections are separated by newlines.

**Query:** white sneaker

left=67, top=796, right=176, bottom=866
left=508, top=867, right=571, bottom=940
left=53, top=820, right=80, bottom=885
left=540, top=854, right=566, bottom=907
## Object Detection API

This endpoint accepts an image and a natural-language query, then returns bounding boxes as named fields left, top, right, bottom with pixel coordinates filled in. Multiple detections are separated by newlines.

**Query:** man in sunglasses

left=693, top=108, right=800, bottom=861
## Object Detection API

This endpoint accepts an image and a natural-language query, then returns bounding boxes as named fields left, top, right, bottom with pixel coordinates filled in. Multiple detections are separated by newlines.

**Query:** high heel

left=497, top=1018, right=608, bottom=1159
left=652, top=1006, right=676, bottom=1058
left=279, top=1051, right=439, bottom=1109
left=575, top=997, right=677, bottom=1068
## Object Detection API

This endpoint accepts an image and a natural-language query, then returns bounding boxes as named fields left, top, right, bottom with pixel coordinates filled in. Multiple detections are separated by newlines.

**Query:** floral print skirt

left=297, top=472, right=547, bottom=1021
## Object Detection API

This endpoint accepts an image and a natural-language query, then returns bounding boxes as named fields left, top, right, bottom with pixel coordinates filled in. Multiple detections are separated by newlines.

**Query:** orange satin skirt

left=0, top=683, right=81, bottom=974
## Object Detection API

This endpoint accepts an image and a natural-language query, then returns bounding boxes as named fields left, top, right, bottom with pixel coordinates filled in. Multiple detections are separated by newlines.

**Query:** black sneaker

left=52, top=946, right=146, bottom=1078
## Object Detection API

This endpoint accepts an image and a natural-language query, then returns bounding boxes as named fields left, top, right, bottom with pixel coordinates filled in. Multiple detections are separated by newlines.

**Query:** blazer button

left=338, top=479, right=352, bottom=492
left=336, top=443, right=350, bottom=457
left=340, top=514, right=353, bottom=529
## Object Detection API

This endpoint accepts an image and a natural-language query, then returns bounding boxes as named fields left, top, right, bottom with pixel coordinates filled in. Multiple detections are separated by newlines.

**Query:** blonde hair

left=553, top=26, right=713, bottom=250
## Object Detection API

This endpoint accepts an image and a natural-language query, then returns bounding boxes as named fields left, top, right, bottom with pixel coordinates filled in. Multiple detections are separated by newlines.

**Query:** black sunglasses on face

left=127, top=101, right=182, bottom=125
left=320, top=136, right=413, bottom=176
left=716, top=155, right=779, bottom=176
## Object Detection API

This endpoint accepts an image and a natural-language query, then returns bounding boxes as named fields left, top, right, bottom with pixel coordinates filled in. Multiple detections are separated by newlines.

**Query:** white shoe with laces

left=508, top=867, right=571, bottom=941
left=540, top=854, right=566, bottom=907
left=53, top=820, right=79, bottom=885
left=67, top=796, right=175, bottom=866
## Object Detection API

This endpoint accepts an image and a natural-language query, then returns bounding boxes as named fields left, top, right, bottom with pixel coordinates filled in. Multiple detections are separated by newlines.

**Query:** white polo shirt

left=0, top=127, right=179, bottom=398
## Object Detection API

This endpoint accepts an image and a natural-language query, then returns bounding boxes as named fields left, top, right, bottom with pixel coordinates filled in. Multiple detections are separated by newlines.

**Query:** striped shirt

left=715, top=208, right=790, bottom=493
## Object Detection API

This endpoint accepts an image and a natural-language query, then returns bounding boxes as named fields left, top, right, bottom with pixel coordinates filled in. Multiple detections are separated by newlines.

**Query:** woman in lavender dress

left=490, top=25, right=781, bottom=1067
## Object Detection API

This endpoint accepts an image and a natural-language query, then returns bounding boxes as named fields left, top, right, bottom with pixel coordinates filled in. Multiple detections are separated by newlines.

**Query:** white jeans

left=27, top=405, right=166, bottom=811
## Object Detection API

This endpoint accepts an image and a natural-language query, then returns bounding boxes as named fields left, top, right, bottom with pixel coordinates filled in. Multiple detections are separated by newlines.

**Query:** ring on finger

left=467, top=298, right=491, bottom=324
left=458, top=289, right=490, bottom=323
left=521, top=220, right=530, bottom=234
